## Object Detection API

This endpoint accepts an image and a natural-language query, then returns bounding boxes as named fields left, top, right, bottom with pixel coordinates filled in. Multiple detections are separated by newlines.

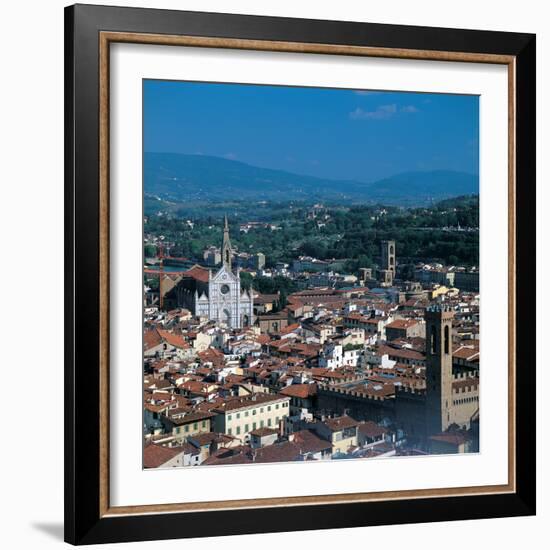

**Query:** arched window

left=225, top=250, right=230, bottom=264
left=389, top=245, right=394, bottom=255
left=430, top=325, right=437, bottom=354
left=444, top=325, right=450, bottom=354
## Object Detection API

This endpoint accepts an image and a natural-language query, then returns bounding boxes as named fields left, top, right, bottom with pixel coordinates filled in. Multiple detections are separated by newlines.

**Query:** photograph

left=142, top=80, right=481, bottom=469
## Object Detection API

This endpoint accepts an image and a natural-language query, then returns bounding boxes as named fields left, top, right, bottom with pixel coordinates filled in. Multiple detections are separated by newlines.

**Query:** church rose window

left=220, top=284, right=230, bottom=295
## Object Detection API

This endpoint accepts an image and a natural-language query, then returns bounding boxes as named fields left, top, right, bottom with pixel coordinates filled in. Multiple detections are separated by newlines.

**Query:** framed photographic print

left=64, top=3, right=536, bottom=545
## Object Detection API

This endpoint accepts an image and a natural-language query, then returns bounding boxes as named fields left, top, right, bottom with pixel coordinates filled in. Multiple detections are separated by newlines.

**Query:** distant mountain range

left=144, top=152, right=478, bottom=207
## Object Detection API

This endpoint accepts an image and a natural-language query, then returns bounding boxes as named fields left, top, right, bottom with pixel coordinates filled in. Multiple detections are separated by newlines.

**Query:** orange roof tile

left=280, top=383, right=318, bottom=399
left=183, top=265, right=210, bottom=283
left=157, top=329, right=190, bottom=349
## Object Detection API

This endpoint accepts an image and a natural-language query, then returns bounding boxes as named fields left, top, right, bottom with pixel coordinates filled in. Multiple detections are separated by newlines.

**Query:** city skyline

left=142, top=80, right=480, bottom=469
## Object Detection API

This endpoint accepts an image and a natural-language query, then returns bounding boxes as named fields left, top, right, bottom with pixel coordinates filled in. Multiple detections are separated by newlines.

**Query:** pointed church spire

left=222, top=215, right=232, bottom=271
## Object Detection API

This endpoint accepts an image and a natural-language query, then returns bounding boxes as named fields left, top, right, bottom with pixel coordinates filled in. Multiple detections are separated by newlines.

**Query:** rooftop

left=323, top=415, right=360, bottom=432
left=212, top=393, right=289, bottom=413
left=143, top=444, right=185, bottom=468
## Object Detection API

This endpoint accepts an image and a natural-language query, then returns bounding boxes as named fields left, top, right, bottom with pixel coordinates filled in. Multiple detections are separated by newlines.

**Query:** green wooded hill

left=144, top=152, right=478, bottom=207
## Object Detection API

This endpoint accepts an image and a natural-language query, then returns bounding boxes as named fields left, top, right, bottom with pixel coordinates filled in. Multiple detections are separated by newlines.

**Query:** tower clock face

left=220, top=284, right=230, bottom=295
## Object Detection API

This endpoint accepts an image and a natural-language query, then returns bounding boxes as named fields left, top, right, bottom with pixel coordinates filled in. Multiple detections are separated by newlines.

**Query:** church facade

left=173, top=217, right=254, bottom=330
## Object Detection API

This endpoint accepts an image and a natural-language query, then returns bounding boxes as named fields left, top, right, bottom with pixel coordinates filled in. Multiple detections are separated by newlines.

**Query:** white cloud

left=349, top=103, right=420, bottom=120
left=349, top=104, right=397, bottom=120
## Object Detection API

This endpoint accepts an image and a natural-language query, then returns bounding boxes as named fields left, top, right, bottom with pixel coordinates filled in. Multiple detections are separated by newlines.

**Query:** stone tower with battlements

left=425, top=305, right=454, bottom=436
left=381, top=240, right=396, bottom=275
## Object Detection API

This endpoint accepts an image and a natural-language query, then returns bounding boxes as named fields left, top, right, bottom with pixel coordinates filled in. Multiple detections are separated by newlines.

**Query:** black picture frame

left=65, top=3, right=536, bottom=545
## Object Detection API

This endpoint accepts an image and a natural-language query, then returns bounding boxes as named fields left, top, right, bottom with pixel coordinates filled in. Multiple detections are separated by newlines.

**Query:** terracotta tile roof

left=253, top=441, right=302, bottom=463
left=323, top=415, right=359, bottom=432
left=279, top=323, right=301, bottom=335
left=386, top=319, right=419, bottom=330
left=267, top=339, right=289, bottom=349
left=249, top=427, right=278, bottom=437
left=144, top=329, right=163, bottom=351
left=344, top=312, right=371, bottom=321
left=224, top=374, right=247, bottom=384
left=358, top=421, right=388, bottom=438
left=143, top=444, right=185, bottom=468
left=202, top=446, right=254, bottom=465
left=378, top=344, right=425, bottom=361
left=173, top=395, right=191, bottom=408
left=183, top=264, right=210, bottom=283
left=151, top=391, right=173, bottom=402
left=188, top=432, right=233, bottom=447
left=144, top=402, right=170, bottom=414
left=350, top=381, right=396, bottom=398
left=212, top=393, right=289, bottom=413
left=195, top=397, right=229, bottom=412
left=144, top=378, right=173, bottom=391
left=453, top=346, right=480, bottom=361
left=157, top=329, right=190, bottom=349
left=280, top=383, right=318, bottom=399
left=179, top=380, right=218, bottom=395
left=150, top=359, right=168, bottom=371
left=310, top=368, right=347, bottom=380
left=198, top=348, right=225, bottom=361
left=194, top=367, right=214, bottom=378
left=165, top=409, right=216, bottom=426
left=290, top=429, right=332, bottom=454
left=287, top=343, right=321, bottom=356
left=293, top=289, right=336, bottom=296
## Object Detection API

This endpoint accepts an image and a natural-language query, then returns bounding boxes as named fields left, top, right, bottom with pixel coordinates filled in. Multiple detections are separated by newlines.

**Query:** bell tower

left=221, top=215, right=233, bottom=271
left=425, top=305, right=454, bottom=436
left=381, top=240, right=396, bottom=274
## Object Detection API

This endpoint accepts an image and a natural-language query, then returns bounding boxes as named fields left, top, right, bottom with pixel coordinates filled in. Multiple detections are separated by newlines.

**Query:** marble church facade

left=174, top=217, right=254, bottom=329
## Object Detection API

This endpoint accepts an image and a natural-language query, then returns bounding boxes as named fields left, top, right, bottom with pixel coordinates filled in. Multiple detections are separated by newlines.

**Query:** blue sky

left=143, top=80, right=479, bottom=182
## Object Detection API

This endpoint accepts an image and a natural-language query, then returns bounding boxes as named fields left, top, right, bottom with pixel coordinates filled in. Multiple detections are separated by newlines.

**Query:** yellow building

left=429, top=285, right=459, bottom=299
left=213, top=393, right=291, bottom=443
left=161, top=409, right=215, bottom=443
left=313, top=415, right=359, bottom=454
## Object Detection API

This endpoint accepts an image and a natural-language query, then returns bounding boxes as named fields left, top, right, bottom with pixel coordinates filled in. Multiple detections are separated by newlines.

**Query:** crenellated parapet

left=318, top=382, right=394, bottom=402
